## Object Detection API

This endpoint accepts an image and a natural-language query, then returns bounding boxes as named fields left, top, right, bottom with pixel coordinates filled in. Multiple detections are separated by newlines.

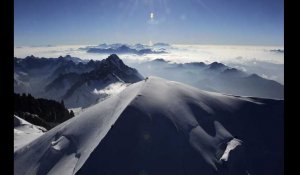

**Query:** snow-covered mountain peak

left=14, top=77, right=283, bottom=175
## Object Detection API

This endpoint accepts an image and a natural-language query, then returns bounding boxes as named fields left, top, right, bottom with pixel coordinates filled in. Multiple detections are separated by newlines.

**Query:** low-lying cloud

left=14, top=43, right=284, bottom=84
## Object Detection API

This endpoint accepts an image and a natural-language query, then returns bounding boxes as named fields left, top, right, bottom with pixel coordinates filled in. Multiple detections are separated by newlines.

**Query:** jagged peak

left=25, top=55, right=38, bottom=59
left=208, top=62, right=226, bottom=70
left=58, top=55, right=73, bottom=59
left=104, top=54, right=125, bottom=69
left=107, top=54, right=121, bottom=61
left=87, top=59, right=95, bottom=64
left=210, top=62, right=225, bottom=67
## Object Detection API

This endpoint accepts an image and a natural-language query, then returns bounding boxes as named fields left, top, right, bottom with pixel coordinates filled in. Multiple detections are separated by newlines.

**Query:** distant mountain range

left=81, top=43, right=169, bottom=55
left=129, top=58, right=284, bottom=99
left=14, top=54, right=143, bottom=108
left=14, top=54, right=283, bottom=110
left=270, top=49, right=284, bottom=53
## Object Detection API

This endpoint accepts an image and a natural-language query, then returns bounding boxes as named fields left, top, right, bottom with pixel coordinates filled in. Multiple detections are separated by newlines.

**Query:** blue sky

left=14, top=0, right=284, bottom=46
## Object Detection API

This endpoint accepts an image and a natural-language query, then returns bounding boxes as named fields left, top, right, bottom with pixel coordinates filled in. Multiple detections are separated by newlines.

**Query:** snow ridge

left=14, top=77, right=283, bottom=175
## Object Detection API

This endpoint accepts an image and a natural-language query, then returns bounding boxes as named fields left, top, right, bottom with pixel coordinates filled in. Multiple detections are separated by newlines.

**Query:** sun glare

left=150, top=12, right=154, bottom=20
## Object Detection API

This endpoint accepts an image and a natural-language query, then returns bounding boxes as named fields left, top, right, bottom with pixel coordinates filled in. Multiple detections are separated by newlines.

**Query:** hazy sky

left=14, top=0, right=284, bottom=46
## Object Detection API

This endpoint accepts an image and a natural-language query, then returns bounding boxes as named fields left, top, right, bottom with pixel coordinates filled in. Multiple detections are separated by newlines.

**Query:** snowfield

left=14, top=76, right=283, bottom=175
left=14, top=115, right=47, bottom=151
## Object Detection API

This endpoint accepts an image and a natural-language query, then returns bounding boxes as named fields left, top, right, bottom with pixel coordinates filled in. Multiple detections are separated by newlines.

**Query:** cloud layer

left=14, top=44, right=284, bottom=84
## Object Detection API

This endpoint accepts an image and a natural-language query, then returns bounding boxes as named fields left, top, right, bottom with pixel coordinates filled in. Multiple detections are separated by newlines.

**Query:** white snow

left=14, top=80, right=143, bottom=175
left=14, top=77, right=283, bottom=175
left=219, top=138, right=242, bottom=162
left=51, top=136, right=71, bottom=151
left=14, top=115, right=47, bottom=152
left=92, top=82, right=128, bottom=96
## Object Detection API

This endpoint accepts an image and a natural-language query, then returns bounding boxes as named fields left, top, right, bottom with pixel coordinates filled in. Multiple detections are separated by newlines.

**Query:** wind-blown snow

left=14, top=77, right=283, bottom=175
left=92, top=82, right=128, bottom=96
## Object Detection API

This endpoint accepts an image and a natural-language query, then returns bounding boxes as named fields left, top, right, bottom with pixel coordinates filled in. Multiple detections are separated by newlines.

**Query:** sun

left=150, top=12, right=154, bottom=20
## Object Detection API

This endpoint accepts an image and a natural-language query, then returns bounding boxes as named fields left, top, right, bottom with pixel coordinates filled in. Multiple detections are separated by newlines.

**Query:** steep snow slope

left=14, top=77, right=283, bottom=175
left=14, top=115, right=47, bottom=151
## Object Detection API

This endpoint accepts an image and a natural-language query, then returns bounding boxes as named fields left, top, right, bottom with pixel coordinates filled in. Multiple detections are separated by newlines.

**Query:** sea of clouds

left=14, top=44, right=284, bottom=84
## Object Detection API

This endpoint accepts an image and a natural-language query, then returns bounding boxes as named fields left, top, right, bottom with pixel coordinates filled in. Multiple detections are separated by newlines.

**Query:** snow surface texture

left=14, top=115, right=47, bottom=152
left=219, top=138, right=242, bottom=162
left=14, top=77, right=283, bottom=175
